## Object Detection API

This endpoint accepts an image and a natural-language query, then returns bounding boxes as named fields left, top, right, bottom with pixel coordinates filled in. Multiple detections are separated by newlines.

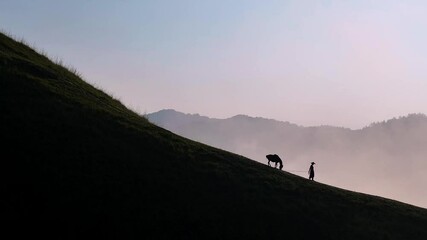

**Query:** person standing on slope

left=308, top=162, right=315, bottom=181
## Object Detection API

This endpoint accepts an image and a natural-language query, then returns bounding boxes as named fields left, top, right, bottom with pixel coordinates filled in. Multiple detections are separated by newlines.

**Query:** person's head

left=311, top=162, right=315, bottom=165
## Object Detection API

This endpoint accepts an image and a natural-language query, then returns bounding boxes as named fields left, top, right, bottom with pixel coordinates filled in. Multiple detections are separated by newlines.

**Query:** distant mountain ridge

left=147, top=109, right=427, bottom=208
left=148, top=109, right=427, bottom=129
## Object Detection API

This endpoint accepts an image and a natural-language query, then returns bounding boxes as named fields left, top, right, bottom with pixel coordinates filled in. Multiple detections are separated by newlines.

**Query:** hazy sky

left=1, top=0, right=427, bottom=129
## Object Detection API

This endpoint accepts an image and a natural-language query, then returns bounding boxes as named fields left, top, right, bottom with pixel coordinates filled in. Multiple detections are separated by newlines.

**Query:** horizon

left=2, top=1, right=427, bottom=129
left=149, top=108, right=427, bottom=129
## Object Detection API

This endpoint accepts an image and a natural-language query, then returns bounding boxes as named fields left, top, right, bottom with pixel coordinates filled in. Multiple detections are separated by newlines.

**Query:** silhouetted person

left=266, top=154, right=283, bottom=170
left=308, top=162, right=315, bottom=180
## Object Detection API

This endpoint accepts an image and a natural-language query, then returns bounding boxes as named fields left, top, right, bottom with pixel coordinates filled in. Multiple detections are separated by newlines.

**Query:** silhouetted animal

left=266, top=154, right=283, bottom=170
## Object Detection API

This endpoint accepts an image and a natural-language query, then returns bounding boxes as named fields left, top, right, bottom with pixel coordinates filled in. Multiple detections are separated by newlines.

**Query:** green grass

left=1, top=31, right=427, bottom=240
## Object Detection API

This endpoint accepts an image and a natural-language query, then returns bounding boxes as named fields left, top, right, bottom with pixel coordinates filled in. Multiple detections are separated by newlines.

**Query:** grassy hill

left=1, top=32, right=427, bottom=240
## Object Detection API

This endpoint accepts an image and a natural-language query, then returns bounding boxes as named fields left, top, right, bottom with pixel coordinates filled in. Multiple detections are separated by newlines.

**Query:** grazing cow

left=266, top=154, right=283, bottom=170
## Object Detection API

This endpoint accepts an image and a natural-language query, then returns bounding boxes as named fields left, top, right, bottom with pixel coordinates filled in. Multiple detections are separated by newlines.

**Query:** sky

left=1, top=0, right=427, bottom=129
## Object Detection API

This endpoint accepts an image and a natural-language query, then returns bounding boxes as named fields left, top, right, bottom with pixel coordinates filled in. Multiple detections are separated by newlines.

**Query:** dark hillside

left=2, top=32, right=427, bottom=240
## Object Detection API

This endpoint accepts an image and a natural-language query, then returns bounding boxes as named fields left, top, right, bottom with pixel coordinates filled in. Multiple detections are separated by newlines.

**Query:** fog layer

left=148, top=110, right=427, bottom=208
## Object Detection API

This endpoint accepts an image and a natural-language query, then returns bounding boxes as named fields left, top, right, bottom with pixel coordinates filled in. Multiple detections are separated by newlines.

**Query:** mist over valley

left=148, top=109, right=427, bottom=208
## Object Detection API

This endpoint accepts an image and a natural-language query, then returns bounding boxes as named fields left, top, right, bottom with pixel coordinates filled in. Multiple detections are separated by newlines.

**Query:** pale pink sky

left=1, top=0, right=427, bottom=129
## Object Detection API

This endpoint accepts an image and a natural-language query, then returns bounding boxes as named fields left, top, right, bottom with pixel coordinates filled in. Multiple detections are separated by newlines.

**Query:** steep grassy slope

left=1, top=32, right=427, bottom=240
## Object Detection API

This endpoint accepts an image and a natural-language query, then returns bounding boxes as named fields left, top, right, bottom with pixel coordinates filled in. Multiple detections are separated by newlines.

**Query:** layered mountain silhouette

left=147, top=109, right=427, bottom=208
left=2, top=32, right=427, bottom=239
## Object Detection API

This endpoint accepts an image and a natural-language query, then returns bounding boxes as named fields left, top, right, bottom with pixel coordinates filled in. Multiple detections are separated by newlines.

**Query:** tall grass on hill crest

left=0, top=31, right=147, bottom=122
